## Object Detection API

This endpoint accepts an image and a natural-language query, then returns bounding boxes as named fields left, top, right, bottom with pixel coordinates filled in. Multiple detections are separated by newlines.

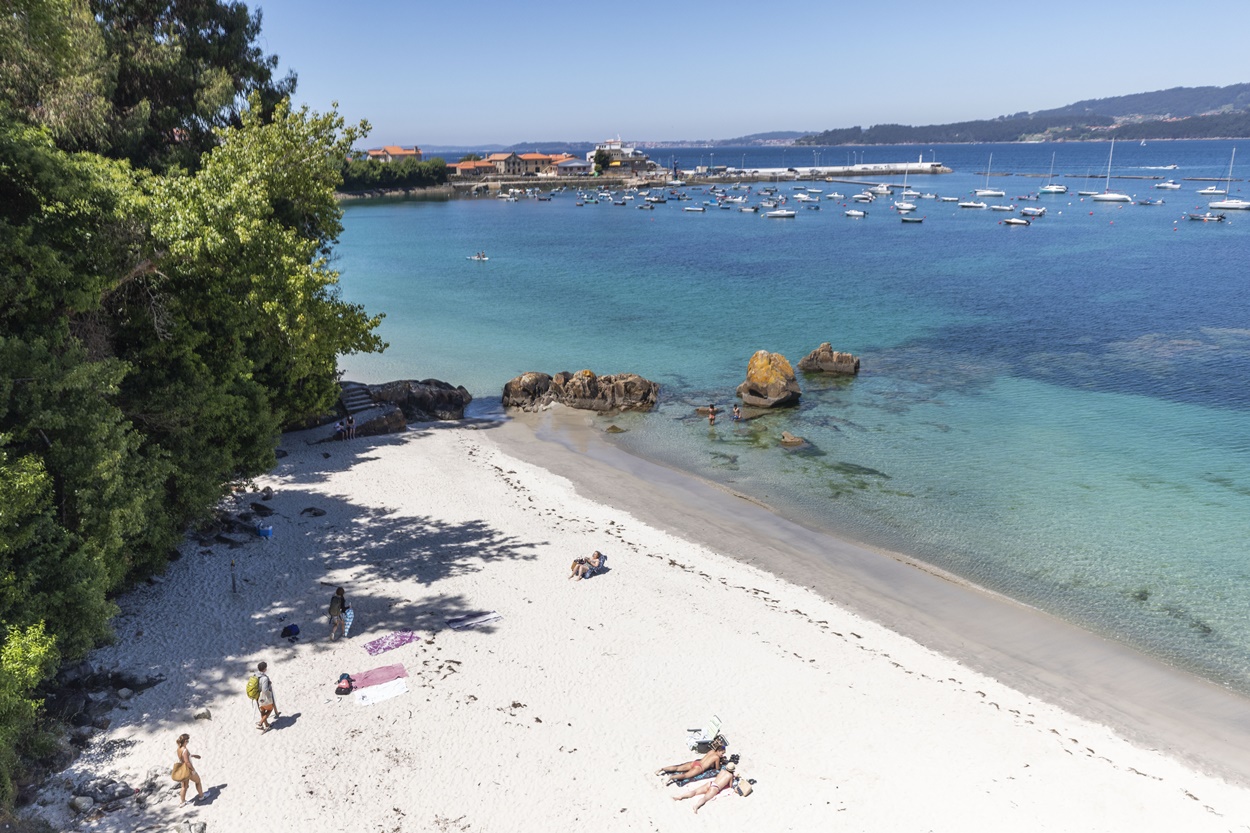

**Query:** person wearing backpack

left=328, top=586, right=350, bottom=641
left=253, top=661, right=279, bottom=732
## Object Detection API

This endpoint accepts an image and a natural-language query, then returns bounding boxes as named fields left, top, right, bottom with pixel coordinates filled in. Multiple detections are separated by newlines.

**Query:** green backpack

left=246, top=674, right=261, bottom=701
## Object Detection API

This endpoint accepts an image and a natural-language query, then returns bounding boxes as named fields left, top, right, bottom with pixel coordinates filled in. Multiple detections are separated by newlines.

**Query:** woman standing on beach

left=174, top=733, right=204, bottom=806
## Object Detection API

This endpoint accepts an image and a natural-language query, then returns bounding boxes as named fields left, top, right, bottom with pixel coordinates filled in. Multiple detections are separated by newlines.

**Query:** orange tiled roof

left=518, top=152, right=551, bottom=160
left=485, top=152, right=515, bottom=162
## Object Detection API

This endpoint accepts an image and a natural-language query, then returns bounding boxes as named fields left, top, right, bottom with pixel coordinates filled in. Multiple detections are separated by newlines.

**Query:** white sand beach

left=27, top=412, right=1250, bottom=832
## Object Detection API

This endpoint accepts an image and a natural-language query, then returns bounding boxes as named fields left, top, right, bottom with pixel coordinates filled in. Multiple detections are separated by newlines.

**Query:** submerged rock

left=780, top=431, right=806, bottom=446
left=797, top=343, right=861, bottom=375
left=736, top=350, right=801, bottom=408
left=502, top=370, right=658, bottom=413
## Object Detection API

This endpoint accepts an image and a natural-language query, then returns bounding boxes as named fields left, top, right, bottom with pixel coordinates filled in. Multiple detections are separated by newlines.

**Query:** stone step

left=338, top=382, right=376, bottom=415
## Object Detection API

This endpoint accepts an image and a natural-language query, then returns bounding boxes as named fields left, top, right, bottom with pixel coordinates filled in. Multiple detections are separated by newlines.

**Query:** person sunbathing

left=569, top=551, right=604, bottom=581
left=672, top=762, right=752, bottom=813
left=655, top=740, right=726, bottom=784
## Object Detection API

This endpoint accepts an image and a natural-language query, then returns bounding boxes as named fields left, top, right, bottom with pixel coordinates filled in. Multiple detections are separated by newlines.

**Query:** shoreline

left=490, top=408, right=1250, bottom=786
left=23, top=415, right=1250, bottom=831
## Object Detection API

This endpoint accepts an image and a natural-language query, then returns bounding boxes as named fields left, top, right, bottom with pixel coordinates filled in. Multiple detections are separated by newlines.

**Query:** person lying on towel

left=656, top=738, right=726, bottom=785
left=672, top=762, right=754, bottom=813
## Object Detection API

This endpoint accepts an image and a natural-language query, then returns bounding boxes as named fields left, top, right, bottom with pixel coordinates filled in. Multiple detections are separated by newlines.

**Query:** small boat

left=824, top=192, right=845, bottom=200
left=939, top=196, right=959, bottom=202
left=844, top=209, right=867, bottom=218
left=1091, top=139, right=1133, bottom=202
left=1197, top=184, right=1227, bottom=196
left=536, top=195, right=552, bottom=201
left=919, top=193, right=938, bottom=199
left=852, top=193, right=874, bottom=203
left=958, top=200, right=987, bottom=209
left=739, top=205, right=758, bottom=213
left=1154, top=180, right=1182, bottom=190
left=1135, top=198, right=1164, bottom=206
left=684, top=205, right=706, bottom=212
left=613, top=200, right=626, bottom=206
left=637, top=203, right=654, bottom=210
left=1207, top=149, right=1249, bottom=209
left=1077, top=190, right=1100, bottom=197
left=900, top=216, right=924, bottom=223
left=974, top=153, right=1006, bottom=197
left=804, top=203, right=821, bottom=210
left=868, top=184, right=892, bottom=195
left=466, top=254, right=489, bottom=262
left=1188, top=212, right=1226, bottom=222
left=1003, top=218, right=1030, bottom=226
left=765, top=209, right=797, bottom=218
left=990, top=204, right=1014, bottom=212
left=1020, top=206, right=1047, bottom=217
left=895, top=200, right=917, bottom=211
left=1040, top=153, right=1067, bottom=194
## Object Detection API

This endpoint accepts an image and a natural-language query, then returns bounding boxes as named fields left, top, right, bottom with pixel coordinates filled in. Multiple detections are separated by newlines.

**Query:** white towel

left=355, top=677, right=408, bottom=706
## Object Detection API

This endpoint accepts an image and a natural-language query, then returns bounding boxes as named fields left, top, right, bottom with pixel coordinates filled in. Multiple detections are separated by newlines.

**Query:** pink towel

left=362, top=630, right=419, bottom=656
left=351, top=664, right=408, bottom=690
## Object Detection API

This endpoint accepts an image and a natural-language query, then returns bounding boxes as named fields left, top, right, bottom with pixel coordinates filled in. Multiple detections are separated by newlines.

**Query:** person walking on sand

left=255, top=661, right=278, bottom=731
left=174, top=733, right=204, bottom=807
left=328, top=586, right=350, bottom=640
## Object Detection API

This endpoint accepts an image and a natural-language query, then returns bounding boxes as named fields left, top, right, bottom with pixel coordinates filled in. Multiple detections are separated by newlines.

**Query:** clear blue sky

left=254, top=0, right=1250, bottom=147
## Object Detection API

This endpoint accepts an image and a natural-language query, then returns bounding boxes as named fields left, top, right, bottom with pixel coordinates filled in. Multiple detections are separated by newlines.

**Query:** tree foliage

left=0, top=3, right=384, bottom=806
left=339, top=157, right=447, bottom=192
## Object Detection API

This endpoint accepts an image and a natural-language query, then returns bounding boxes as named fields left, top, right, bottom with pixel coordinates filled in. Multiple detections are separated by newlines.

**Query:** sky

left=254, top=0, right=1250, bottom=148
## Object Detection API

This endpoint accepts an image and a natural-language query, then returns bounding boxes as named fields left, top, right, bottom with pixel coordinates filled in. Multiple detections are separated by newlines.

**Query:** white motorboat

left=974, top=153, right=1006, bottom=197
left=1198, top=184, right=1227, bottom=196
left=919, top=193, right=938, bottom=200
left=1154, top=180, right=1182, bottom=190
left=958, top=200, right=987, bottom=209
left=1003, top=217, right=1030, bottom=226
left=1091, top=140, right=1132, bottom=202
left=824, top=192, right=845, bottom=200
left=938, top=196, right=959, bottom=202
left=852, top=193, right=874, bottom=203
left=765, top=209, right=796, bottom=218
left=894, top=200, right=917, bottom=211
left=684, top=205, right=706, bottom=212
left=1020, top=206, right=1047, bottom=217
left=868, top=184, right=892, bottom=195
left=739, top=205, right=758, bottom=212
left=990, top=205, right=1014, bottom=212
left=844, top=209, right=867, bottom=218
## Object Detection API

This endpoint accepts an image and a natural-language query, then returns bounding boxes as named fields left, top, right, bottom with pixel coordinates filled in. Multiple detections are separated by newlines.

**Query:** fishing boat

left=974, top=154, right=1006, bottom=197
left=844, top=209, right=867, bottom=218
left=1207, top=148, right=1250, bottom=209
left=1039, top=153, right=1068, bottom=194
left=957, top=200, right=987, bottom=209
left=900, top=216, right=924, bottom=224
left=1091, top=140, right=1132, bottom=202
left=1002, top=217, right=1030, bottom=226
left=765, top=209, right=796, bottom=218
left=1188, top=212, right=1226, bottom=222
left=1154, top=180, right=1182, bottom=190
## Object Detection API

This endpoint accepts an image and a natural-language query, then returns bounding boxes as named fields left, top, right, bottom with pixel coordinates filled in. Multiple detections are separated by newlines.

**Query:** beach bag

left=171, top=761, right=190, bottom=782
left=246, top=674, right=261, bottom=701
left=280, top=624, right=300, bottom=639
left=335, top=673, right=354, bottom=696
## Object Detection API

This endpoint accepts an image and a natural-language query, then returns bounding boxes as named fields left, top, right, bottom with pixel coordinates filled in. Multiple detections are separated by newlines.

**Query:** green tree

left=89, top=0, right=297, bottom=171
left=458, top=153, right=482, bottom=162
left=593, top=147, right=611, bottom=173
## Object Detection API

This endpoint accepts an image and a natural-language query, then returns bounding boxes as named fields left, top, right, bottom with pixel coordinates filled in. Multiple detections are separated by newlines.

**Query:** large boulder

left=797, top=343, right=861, bottom=375
left=736, top=350, right=801, bottom=408
left=355, top=404, right=408, bottom=437
left=368, top=379, right=473, bottom=421
left=502, top=370, right=658, bottom=413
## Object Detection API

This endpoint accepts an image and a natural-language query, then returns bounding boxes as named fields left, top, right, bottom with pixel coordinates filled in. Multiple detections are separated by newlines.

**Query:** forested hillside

left=0, top=0, right=384, bottom=805
left=798, top=82, right=1250, bottom=145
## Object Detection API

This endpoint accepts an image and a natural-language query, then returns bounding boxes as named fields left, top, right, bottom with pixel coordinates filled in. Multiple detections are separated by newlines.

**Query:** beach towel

left=355, top=677, right=408, bottom=707
left=344, top=608, right=355, bottom=637
left=362, top=630, right=420, bottom=656
left=350, top=664, right=408, bottom=690
left=446, top=611, right=502, bottom=631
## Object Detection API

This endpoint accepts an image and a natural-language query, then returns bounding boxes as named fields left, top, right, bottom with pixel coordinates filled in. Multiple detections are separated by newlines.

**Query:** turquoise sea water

left=335, top=141, right=1250, bottom=693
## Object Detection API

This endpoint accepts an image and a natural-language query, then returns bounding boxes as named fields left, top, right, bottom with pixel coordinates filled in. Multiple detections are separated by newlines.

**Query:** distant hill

left=797, top=82, right=1250, bottom=145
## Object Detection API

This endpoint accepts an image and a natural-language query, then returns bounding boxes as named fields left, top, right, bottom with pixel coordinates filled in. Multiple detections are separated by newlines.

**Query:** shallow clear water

left=336, top=140, right=1250, bottom=692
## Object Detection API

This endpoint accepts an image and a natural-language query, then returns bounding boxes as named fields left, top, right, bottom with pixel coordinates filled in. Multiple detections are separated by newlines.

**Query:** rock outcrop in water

left=736, top=350, right=801, bottom=408
left=797, top=343, right=861, bottom=375
left=502, top=370, right=659, bottom=413
left=369, top=379, right=474, bottom=421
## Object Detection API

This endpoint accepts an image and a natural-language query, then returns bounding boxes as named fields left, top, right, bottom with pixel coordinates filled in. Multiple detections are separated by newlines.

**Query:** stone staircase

left=338, top=381, right=375, bottom=415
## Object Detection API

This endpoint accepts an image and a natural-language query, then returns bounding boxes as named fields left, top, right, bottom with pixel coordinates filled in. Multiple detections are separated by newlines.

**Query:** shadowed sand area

left=25, top=412, right=1250, bottom=833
